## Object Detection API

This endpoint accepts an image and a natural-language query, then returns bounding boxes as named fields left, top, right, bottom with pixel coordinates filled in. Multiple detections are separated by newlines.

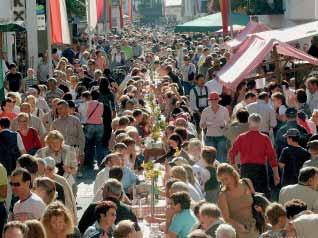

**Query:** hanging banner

left=0, top=60, right=4, bottom=102
left=49, top=0, right=71, bottom=45
left=109, top=0, right=113, bottom=30
left=220, top=0, right=229, bottom=34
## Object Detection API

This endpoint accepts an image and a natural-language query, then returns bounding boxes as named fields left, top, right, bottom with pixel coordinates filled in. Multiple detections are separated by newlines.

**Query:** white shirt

left=205, top=79, right=223, bottom=95
left=307, top=89, right=318, bottom=113
left=188, top=183, right=202, bottom=202
left=189, top=86, right=209, bottom=112
left=93, top=167, right=110, bottom=195
left=246, top=100, right=277, bottom=133
left=193, top=162, right=210, bottom=191
left=279, top=184, right=318, bottom=213
left=12, top=192, right=46, bottom=221
left=200, top=105, right=230, bottom=137
left=78, top=102, right=88, bottom=124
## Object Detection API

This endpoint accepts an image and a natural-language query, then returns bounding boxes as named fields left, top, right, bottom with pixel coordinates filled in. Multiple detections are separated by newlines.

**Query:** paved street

left=76, top=169, right=96, bottom=220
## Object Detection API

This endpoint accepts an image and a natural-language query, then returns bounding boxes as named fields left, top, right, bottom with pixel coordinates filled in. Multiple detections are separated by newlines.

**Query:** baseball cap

left=208, top=91, right=220, bottom=101
left=284, top=128, right=300, bottom=137
left=285, top=107, right=297, bottom=118
left=43, top=157, right=56, bottom=169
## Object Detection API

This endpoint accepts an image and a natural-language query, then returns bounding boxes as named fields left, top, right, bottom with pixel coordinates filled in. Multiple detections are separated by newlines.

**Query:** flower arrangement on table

left=145, top=91, right=168, bottom=144
left=142, top=161, right=161, bottom=216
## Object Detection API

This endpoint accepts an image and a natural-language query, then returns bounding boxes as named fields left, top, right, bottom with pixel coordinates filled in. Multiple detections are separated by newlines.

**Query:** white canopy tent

left=255, top=21, right=318, bottom=43
left=216, top=35, right=318, bottom=90
left=216, top=21, right=318, bottom=90
left=225, top=21, right=271, bottom=49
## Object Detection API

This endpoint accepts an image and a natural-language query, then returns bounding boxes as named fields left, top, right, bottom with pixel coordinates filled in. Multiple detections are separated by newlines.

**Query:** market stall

left=174, top=12, right=249, bottom=33
left=216, top=35, right=318, bottom=90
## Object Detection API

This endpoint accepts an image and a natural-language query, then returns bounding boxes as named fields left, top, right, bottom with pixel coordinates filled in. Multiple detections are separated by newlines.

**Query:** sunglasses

left=10, top=182, right=21, bottom=187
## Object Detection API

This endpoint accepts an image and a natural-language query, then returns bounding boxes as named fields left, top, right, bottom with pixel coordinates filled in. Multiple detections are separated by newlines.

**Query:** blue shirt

left=122, top=167, right=137, bottom=193
left=169, top=209, right=198, bottom=238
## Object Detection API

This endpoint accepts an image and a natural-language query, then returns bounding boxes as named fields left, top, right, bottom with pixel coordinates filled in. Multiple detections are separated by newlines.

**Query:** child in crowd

left=201, top=146, right=219, bottom=203
left=259, top=203, right=287, bottom=238
left=189, top=139, right=210, bottom=192
left=278, top=128, right=310, bottom=186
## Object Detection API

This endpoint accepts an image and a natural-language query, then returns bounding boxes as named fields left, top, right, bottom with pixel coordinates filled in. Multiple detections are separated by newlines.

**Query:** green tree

left=66, top=0, right=86, bottom=18
left=36, top=0, right=86, bottom=18
left=208, top=0, right=248, bottom=13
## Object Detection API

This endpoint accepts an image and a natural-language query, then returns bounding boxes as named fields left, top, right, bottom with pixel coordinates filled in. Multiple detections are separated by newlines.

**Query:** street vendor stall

left=174, top=12, right=249, bottom=33
left=225, top=21, right=271, bottom=50
left=216, top=21, right=318, bottom=90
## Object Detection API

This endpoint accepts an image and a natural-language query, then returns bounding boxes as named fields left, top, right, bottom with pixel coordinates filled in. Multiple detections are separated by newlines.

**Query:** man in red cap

left=200, top=91, right=229, bottom=163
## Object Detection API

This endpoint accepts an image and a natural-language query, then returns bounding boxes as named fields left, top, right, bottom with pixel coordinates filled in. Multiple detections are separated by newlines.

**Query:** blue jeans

left=205, top=136, right=228, bottom=163
left=84, top=124, right=106, bottom=167
left=182, top=81, right=193, bottom=95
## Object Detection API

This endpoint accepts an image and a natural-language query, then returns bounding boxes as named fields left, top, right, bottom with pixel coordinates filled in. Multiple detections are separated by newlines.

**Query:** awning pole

left=228, top=0, right=234, bottom=38
left=46, top=0, right=53, bottom=77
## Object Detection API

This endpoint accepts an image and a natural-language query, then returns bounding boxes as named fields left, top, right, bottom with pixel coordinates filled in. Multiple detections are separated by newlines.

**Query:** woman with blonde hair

left=36, top=130, right=77, bottom=177
left=33, top=177, right=57, bottom=205
left=308, top=109, right=318, bottom=134
left=26, top=94, right=44, bottom=118
left=41, top=201, right=80, bottom=238
left=25, top=219, right=47, bottom=238
left=217, top=163, right=258, bottom=238
left=170, top=166, right=202, bottom=201
left=56, top=58, right=68, bottom=72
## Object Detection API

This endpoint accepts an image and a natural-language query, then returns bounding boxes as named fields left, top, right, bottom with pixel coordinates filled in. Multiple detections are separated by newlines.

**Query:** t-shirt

left=193, top=162, right=210, bottom=190
left=12, top=192, right=46, bottom=221
left=0, top=163, right=7, bottom=202
left=169, top=209, right=197, bottom=238
left=279, top=145, right=310, bottom=186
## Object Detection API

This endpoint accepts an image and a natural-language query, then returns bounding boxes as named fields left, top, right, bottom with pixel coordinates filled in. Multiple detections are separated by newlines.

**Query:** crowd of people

left=1, top=25, right=318, bottom=238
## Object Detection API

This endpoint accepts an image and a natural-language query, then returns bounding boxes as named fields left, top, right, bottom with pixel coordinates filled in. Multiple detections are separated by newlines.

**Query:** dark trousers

left=0, top=202, right=7, bottom=233
left=84, top=124, right=106, bottom=167
left=193, top=112, right=201, bottom=132
left=240, top=164, right=271, bottom=199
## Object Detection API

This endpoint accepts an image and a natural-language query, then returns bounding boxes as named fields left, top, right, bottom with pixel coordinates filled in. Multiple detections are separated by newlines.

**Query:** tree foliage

left=36, top=0, right=86, bottom=18
left=208, top=0, right=248, bottom=13
left=66, top=0, right=86, bottom=18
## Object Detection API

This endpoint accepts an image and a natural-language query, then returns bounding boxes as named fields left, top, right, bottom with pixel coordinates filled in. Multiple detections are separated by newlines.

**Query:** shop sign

left=13, top=0, right=26, bottom=22
left=37, top=15, right=46, bottom=31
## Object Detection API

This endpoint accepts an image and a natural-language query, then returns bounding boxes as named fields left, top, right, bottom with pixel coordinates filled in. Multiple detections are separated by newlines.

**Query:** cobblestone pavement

left=76, top=169, right=96, bottom=219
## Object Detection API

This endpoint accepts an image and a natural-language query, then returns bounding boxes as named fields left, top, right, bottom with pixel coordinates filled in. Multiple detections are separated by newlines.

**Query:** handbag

left=242, top=178, right=266, bottom=234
